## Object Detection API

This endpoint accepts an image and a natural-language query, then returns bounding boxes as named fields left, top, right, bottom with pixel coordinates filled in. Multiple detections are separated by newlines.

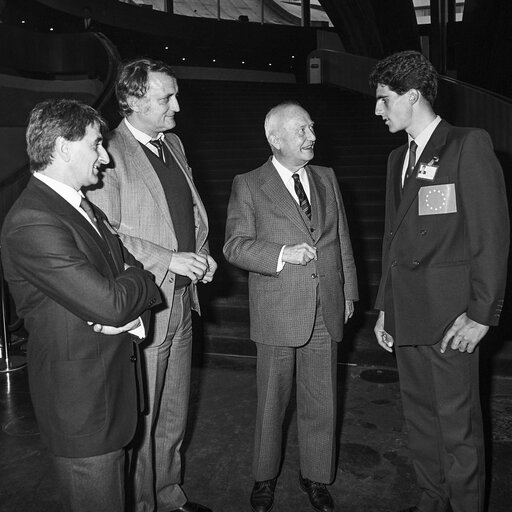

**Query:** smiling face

left=374, top=84, right=413, bottom=134
left=128, top=71, right=180, bottom=137
left=271, top=105, right=316, bottom=171
left=66, top=123, right=109, bottom=190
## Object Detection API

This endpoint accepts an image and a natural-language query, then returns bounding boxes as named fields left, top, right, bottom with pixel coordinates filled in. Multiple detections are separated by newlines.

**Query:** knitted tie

left=403, top=140, right=418, bottom=188
left=80, top=197, right=100, bottom=230
left=149, top=138, right=165, bottom=162
left=292, top=173, right=311, bottom=220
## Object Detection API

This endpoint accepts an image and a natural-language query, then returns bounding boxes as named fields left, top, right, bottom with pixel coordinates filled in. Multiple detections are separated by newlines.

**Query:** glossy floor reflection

left=1, top=353, right=512, bottom=511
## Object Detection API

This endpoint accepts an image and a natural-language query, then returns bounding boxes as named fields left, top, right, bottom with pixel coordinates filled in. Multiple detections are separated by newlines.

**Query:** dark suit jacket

left=224, top=159, right=358, bottom=345
left=1, top=178, right=161, bottom=457
left=375, top=120, right=509, bottom=346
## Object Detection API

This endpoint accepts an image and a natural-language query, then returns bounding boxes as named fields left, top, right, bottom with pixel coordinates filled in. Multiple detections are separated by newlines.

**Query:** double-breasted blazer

left=88, top=121, right=210, bottom=345
left=223, top=159, right=358, bottom=346
left=1, top=178, right=161, bottom=457
left=375, top=120, right=509, bottom=346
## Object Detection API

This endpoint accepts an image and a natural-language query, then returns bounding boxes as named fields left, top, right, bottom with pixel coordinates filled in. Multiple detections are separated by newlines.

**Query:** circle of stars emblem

left=425, top=188, right=447, bottom=212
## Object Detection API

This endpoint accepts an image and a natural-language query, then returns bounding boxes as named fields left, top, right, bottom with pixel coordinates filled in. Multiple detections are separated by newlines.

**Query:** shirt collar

left=124, top=118, right=164, bottom=145
left=271, top=156, right=306, bottom=183
left=408, top=115, right=442, bottom=154
left=33, top=172, right=84, bottom=209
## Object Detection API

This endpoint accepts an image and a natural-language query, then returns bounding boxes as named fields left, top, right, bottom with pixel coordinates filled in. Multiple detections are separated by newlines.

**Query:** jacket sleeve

left=3, top=208, right=161, bottom=327
left=223, top=174, right=283, bottom=275
left=330, top=169, right=359, bottom=301
left=458, top=129, right=509, bottom=325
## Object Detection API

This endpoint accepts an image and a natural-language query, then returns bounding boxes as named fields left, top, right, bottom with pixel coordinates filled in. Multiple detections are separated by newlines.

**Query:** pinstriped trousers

left=253, top=305, right=338, bottom=483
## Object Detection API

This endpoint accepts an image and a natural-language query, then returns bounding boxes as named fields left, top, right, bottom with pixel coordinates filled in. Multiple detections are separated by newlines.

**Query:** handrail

left=307, top=48, right=512, bottom=158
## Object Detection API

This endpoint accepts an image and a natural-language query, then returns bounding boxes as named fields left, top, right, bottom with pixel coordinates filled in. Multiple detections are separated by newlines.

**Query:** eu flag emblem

left=418, top=184, right=457, bottom=215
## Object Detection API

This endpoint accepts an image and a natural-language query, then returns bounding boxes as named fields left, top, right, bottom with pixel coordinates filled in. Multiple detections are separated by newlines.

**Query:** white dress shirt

left=124, top=118, right=165, bottom=157
left=401, top=115, right=442, bottom=186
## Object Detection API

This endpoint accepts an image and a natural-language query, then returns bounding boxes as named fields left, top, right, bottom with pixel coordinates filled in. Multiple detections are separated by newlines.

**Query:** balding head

left=264, top=102, right=316, bottom=172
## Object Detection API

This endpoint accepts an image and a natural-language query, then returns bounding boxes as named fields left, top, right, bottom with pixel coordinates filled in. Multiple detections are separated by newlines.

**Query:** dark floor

left=1, top=345, right=512, bottom=511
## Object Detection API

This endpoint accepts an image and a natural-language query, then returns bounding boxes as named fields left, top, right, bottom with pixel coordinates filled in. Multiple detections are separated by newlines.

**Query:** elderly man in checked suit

left=370, top=51, right=509, bottom=512
left=224, top=102, right=358, bottom=512
left=88, top=58, right=215, bottom=512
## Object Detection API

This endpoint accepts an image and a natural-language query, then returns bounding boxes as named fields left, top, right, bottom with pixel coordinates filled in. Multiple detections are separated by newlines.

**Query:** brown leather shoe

left=250, top=478, right=277, bottom=512
left=299, top=473, right=334, bottom=512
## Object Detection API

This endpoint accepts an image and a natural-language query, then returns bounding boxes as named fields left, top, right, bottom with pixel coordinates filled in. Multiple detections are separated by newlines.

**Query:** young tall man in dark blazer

left=370, top=51, right=509, bottom=512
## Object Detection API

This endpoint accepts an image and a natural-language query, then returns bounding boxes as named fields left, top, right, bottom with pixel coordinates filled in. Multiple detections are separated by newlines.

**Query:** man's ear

left=54, top=136, right=71, bottom=162
left=268, top=134, right=280, bottom=151
left=128, top=96, right=141, bottom=113
left=408, top=89, right=420, bottom=105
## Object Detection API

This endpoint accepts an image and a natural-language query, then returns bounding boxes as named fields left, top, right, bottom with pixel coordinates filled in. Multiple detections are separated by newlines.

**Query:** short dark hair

left=26, top=99, right=106, bottom=172
left=116, top=58, right=176, bottom=117
left=369, top=50, right=438, bottom=105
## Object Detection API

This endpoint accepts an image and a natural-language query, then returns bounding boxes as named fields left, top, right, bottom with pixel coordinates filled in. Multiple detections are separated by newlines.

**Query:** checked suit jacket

left=1, top=177, right=161, bottom=458
left=375, top=120, right=510, bottom=346
left=223, top=158, right=358, bottom=345
left=88, top=120, right=210, bottom=345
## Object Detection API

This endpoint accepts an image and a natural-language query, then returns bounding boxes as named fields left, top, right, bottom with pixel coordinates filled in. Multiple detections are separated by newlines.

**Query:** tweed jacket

left=88, top=121, right=209, bottom=345
left=223, top=159, right=358, bottom=346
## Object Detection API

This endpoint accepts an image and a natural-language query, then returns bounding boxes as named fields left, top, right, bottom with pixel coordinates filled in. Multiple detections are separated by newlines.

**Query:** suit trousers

left=253, top=305, right=338, bottom=483
left=395, top=342, right=484, bottom=512
left=131, top=287, right=192, bottom=512
left=52, top=449, right=125, bottom=512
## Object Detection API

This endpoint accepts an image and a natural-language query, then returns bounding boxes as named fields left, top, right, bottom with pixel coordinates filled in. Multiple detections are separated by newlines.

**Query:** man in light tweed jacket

left=224, top=102, right=358, bottom=512
left=88, top=58, right=215, bottom=512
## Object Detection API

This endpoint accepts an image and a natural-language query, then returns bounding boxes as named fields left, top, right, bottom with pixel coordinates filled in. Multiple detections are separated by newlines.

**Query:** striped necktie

left=149, top=138, right=165, bottom=162
left=292, top=173, right=311, bottom=220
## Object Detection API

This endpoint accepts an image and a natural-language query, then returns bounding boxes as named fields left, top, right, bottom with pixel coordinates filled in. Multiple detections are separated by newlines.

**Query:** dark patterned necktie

left=149, top=138, right=165, bottom=162
left=403, top=140, right=418, bottom=188
left=292, top=173, right=311, bottom=220
left=80, top=197, right=100, bottom=232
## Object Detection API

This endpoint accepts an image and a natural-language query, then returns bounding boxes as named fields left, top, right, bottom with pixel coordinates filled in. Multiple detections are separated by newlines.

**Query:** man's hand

left=282, top=243, right=317, bottom=266
left=440, top=312, right=489, bottom=354
left=374, top=310, right=394, bottom=353
left=87, top=318, right=141, bottom=335
left=169, top=252, right=208, bottom=283
left=345, top=300, right=354, bottom=323
left=200, top=254, right=218, bottom=284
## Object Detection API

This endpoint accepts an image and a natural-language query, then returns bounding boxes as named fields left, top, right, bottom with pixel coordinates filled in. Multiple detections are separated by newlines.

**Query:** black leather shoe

left=250, top=478, right=277, bottom=512
left=170, top=502, right=212, bottom=512
left=299, top=473, right=334, bottom=512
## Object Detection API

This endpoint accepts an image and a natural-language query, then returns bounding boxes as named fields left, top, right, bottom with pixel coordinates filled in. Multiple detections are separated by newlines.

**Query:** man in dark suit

left=223, top=102, right=358, bottom=512
left=1, top=99, right=161, bottom=512
left=370, top=51, right=509, bottom=512
left=87, top=58, right=215, bottom=512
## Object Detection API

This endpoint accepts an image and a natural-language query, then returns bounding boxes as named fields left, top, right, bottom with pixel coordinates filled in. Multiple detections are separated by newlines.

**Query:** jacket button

left=391, top=260, right=398, bottom=267
left=413, top=260, right=420, bottom=266
left=130, top=355, right=137, bottom=362
left=311, top=273, right=317, bottom=279
left=420, top=229, right=427, bottom=236
left=389, top=231, right=393, bottom=237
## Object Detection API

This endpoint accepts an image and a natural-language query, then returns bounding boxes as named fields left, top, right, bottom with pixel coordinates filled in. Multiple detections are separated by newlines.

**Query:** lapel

left=116, top=122, right=174, bottom=233
left=306, top=165, right=326, bottom=242
left=162, top=134, right=209, bottom=249
left=390, top=120, right=451, bottom=240
left=260, top=159, right=312, bottom=238
left=29, top=179, right=119, bottom=276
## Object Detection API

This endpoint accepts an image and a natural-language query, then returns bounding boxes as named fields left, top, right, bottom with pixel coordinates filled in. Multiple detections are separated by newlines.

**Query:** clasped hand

left=169, top=251, right=217, bottom=283
left=282, top=243, right=317, bottom=266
